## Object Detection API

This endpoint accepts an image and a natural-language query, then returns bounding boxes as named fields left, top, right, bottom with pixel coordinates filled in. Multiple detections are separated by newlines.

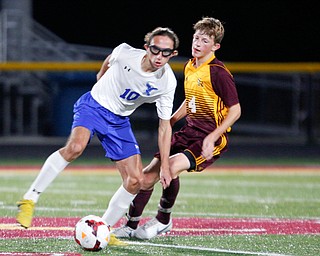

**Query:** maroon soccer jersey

left=184, top=56, right=239, bottom=134
left=157, top=56, right=239, bottom=171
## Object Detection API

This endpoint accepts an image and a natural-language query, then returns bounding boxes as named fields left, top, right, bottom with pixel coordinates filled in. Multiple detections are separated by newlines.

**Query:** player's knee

left=141, top=174, right=158, bottom=190
left=169, top=154, right=188, bottom=176
left=62, top=142, right=85, bottom=161
left=169, top=162, right=179, bottom=177
left=126, top=175, right=143, bottom=194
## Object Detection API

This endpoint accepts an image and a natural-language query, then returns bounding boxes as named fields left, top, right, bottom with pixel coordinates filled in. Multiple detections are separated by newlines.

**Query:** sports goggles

left=149, top=45, right=174, bottom=57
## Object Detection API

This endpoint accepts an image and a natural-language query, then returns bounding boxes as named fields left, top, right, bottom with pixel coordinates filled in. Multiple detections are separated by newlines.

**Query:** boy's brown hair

left=194, top=17, right=225, bottom=44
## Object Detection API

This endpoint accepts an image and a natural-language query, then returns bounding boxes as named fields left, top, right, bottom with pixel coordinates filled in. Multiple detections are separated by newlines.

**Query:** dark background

left=1, top=0, right=319, bottom=161
left=33, top=0, right=320, bottom=62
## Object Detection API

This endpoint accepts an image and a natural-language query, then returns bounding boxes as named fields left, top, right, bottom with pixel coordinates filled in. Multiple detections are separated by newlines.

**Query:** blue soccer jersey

left=73, top=43, right=177, bottom=161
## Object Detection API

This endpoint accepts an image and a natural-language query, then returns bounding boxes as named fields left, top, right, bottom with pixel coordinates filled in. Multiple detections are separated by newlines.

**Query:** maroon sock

left=156, top=177, right=180, bottom=225
left=127, top=189, right=153, bottom=229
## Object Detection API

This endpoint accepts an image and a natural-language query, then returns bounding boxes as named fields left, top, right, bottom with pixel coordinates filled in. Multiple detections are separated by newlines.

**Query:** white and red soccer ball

left=74, top=215, right=111, bottom=251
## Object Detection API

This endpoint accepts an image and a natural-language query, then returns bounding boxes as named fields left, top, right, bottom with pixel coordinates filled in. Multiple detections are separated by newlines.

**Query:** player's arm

left=158, top=118, right=172, bottom=189
left=201, top=103, right=241, bottom=160
left=170, top=100, right=187, bottom=127
left=96, top=54, right=112, bottom=81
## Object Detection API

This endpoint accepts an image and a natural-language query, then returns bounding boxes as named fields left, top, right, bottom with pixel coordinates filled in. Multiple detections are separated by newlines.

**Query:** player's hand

left=201, top=136, right=215, bottom=160
left=159, top=168, right=172, bottom=189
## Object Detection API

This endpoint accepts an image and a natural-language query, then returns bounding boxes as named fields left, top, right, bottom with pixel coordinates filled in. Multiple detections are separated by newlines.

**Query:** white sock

left=23, top=150, right=69, bottom=203
left=102, top=185, right=136, bottom=227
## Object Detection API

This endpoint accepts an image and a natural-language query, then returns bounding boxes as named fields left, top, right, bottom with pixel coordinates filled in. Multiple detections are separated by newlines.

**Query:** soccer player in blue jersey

left=16, top=27, right=180, bottom=243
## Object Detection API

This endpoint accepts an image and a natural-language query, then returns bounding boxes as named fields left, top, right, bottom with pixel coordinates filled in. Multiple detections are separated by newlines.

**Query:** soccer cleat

left=134, top=218, right=172, bottom=240
left=16, top=199, right=35, bottom=228
left=108, top=233, right=128, bottom=246
left=112, top=225, right=135, bottom=238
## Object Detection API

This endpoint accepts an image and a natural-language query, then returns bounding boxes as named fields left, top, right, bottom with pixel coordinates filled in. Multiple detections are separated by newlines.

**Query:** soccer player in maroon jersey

left=114, top=17, right=241, bottom=239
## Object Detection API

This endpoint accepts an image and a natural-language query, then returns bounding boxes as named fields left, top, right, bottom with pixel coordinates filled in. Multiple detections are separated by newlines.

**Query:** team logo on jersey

left=197, top=78, right=203, bottom=87
left=124, top=66, right=131, bottom=72
left=144, top=82, right=158, bottom=96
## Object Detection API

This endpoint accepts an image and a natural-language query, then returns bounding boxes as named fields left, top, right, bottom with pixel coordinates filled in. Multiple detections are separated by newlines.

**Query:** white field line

left=3, top=205, right=320, bottom=220
left=173, top=227, right=266, bottom=233
left=0, top=224, right=266, bottom=234
left=181, top=179, right=320, bottom=189
left=0, top=253, right=79, bottom=256
left=0, top=223, right=72, bottom=231
left=126, top=240, right=291, bottom=256
left=176, top=193, right=320, bottom=204
left=1, top=185, right=320, bottom=204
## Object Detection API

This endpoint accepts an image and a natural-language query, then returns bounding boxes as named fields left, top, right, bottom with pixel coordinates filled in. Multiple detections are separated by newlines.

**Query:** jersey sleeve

left=108, top=43, right=128, bottom=67
left=155, top=85, right=176, bottom=120
left=155, top=67, right=177, bottom=120
left=211, top=67, right=239, bottom=107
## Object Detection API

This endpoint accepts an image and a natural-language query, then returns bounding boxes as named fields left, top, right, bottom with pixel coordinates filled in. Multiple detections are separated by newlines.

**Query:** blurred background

left=0, top=0, right=319, bottom=162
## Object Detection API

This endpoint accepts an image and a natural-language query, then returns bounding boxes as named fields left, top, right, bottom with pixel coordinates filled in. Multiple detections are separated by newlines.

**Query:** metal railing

left=1, top=62, right=319, bottom=145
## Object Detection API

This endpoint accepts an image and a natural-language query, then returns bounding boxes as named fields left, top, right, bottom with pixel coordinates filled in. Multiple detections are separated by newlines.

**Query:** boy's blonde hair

left=194, top=17, right=225, bottom=44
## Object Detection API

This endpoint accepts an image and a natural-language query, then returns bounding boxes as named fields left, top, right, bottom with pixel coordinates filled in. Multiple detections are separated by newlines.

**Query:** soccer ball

left=74, top=215, right=111, bottom=251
